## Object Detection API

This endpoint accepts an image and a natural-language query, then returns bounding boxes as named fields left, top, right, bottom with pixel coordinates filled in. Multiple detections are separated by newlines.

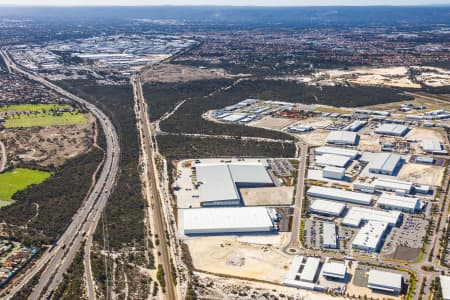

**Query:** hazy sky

left=0, top=0, right=449, bottom=6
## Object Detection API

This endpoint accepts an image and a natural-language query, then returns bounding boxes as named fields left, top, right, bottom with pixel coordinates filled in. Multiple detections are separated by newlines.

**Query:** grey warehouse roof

left=375, top=123, right=408, bottom=136
left=369, top=153, right=401, bottom=174
left=196, top=163, right=273, bottom=203
left=307, top=186, right=373, bottom=205
left=182, top=207, right=274, bottom=234
left=368, top=269, right=402, bottom=292
left=327, top=130, right=358, bottom=145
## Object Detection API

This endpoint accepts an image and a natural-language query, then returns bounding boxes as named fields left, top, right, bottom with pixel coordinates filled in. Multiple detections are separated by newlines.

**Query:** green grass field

left=0, top=103, right=71, bottom=112
left=5, top=112, right=86, bottom=128
left=0, top=168, right=52, bottom=201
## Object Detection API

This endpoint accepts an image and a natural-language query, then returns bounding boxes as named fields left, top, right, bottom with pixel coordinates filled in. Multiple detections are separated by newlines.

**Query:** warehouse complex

left=368, top=270, right=403, bottom=294
left=421, top=139, right=447, bottom=154
left=322, top=222, right=338, bottom=249
left=307, top=186, right=373, bottom=205
left=322, top=262, right=347, bottom=280
left=322, top=166, right=346, bottom=180
left=375, top=123, right=409, bottom=136
left=343, top=206, right=401, bottom=227
left=196, top=162, right=273, bottom=206
left=315, top=146, right=359, bottom=159
left=352, top=221, right=388, bottom=252
left=377, top=193, right=421, bottom=213
left=369, top=152, right=402, bottom=175
left=326, top=130, right=359, bottom=146
left=309, top=199, right=346, bottom=216
left=182, top=207, right=276, bottom=235
left=315, top=154, right=351, bottom=168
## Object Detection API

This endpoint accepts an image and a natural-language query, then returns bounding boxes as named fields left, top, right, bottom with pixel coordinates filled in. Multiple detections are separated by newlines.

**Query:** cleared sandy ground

left=141, top=63, right=233, bottom=83
left=186, top=234, right=292, bottom=284
left=300, top=130, right=329, bottom=146
left=398, top=163, right=445, bottom=186
left=2, top=114, right=95, bottom=167
left=358, top=132, right=381, bottom=152
left=241, top=186, right=294, bottom=206
left=406, top=127, right=446, bottom=144
left=195, top=272, right=340, bottom=300
left=249, top=116, right=297, bottom=130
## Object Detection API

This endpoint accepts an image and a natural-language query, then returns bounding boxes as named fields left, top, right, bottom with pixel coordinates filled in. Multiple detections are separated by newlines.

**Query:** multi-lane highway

left=132, top=75, right=178, bottom=300
left=0, top=48, right=120, bottom=299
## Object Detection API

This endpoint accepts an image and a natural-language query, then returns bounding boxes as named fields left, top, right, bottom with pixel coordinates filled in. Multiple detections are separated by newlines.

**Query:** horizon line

left=0, top=4, right=449, bottom=7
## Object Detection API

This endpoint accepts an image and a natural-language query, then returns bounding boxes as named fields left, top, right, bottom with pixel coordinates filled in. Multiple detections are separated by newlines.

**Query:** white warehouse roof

left=322, top=222, right=338, bottom=249
left=352, top=221, right=388, bottom=252
left=196, top=163, right=273, bottom=205
left=307, top=186, right=373, bottom=205
left=373, top=178, right=413, bottom=194
left=369, top=153, right=402, bottom=175
left=322, top=262, right=346, bottom=279
left=327, top=131, right=358, bottom=145
left=315, top=154, right=351, bottom=168
left=375, top=123, right=408, bottom=136
left=197, top=164, right=239, bottom=204
left=343, top=206, right=401, bottom=227
left=300, top=257, right=321, bottom=282
left=368, top=269, right=403, bottom=293
left=377, top=193, right=420, bottom=212
left=315, top=146, right=359, bottom=159
left=182, top=207, right=275, bottom=235
left=310, top=199, right=345, bottom=216
left=228, top=164, right=273, bottom=184
left=440, top=275, right=450, bottom=300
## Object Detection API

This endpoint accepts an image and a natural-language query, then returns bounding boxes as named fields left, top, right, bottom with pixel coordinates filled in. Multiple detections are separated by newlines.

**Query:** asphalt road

left=132, top=75, right=177, bottom=300
left=0, top=48, right=120, bottom=300
left=285, top=141, right=308, bottom=252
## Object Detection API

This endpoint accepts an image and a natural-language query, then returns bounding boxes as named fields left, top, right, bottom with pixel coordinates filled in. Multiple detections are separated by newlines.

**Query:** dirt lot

left=185, top=234, right=292, bottom=284
left=249, top=116, right=297, bottom=130
left=300, top=130, right=329, bottom=146
left=389, top=246, right=421, bottom=261
left=141, top=63, right=233, bottom=83
left=397, top=163, right=445, bottom=186
left=1, top=114, right=95, bottom=167
left=358, top=132, right=381, bottom=152
left=406, top=127, right=446, bottom=144
left=194, top=272, right=338, bottom=300
left=241, top=186, right=294, bottom=206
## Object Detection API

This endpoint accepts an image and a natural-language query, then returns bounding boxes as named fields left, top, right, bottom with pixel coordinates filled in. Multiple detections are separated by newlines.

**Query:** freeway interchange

left=0, top=49, right=121, bottom=299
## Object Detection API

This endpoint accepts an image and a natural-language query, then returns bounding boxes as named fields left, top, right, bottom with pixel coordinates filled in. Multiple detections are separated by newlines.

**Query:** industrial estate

left=0, top=5, right=449, bottom=300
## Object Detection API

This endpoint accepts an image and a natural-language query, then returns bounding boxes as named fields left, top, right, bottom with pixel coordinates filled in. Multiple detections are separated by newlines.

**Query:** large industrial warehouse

left=368, top=270, right=403, bottom=294
left=182, top=207, right=276, bottom=235
left=315, top=146, right=359, bottom=159
left=309, top=199, right=346, bottom=216
left=421, top=139, right=447, bottom=154
left=322, top=222, right=338, bottom=249
left=315, top=154, right=351, bottom=168
left=196, top=162, right=273, bottom=206
left=307, top=186, right=373, bottom=205
left=369, top=152, right=402, bottom=175
left=375, top=123, right=409, bottom=136
left=326, top=130, right=359, bottom=146
left=352, top=221, right=388, bottom=252
left=342, top=206, right=401, bottom=227
left=377, top=193, right=421, bottom=213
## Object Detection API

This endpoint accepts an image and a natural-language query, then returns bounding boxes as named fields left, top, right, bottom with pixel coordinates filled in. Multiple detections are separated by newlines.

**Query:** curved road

left=0, top=48, right=120, bottom=300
